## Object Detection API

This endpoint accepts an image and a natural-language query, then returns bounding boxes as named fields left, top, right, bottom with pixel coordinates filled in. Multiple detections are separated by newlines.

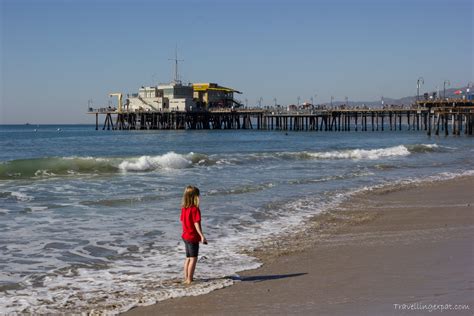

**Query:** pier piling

left=88, top=100, right=473, bottom=137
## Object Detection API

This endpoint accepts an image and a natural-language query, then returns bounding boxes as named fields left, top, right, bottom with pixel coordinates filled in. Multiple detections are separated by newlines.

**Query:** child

left=180, top=185, right=207, bottom=284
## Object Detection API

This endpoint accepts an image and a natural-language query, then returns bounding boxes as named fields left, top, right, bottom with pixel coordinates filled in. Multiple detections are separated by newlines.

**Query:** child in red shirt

left=180, top=186, right=207, bottom=284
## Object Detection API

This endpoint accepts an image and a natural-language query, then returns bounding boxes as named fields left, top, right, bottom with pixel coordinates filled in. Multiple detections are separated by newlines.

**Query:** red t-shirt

left=180, top=205, right=201, bottom=243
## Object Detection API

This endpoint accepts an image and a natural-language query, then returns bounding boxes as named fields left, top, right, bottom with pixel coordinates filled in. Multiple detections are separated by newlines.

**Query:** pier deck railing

left=87, top=102, right=474, bottom=136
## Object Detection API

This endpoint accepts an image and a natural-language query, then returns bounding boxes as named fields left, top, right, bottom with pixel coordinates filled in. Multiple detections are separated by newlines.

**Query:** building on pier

left=127, top=86, right=167, bottom=112
left=126, top=82, right=195, bottom=112
left=192, top=83, right=242, bottom=109
left=124, top=82, right=241, bottom=112
left=158, top=82, right=195, bottom=112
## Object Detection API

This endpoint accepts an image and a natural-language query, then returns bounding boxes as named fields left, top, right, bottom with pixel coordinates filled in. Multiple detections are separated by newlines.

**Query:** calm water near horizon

left=1, top=124, right=473, bottom=313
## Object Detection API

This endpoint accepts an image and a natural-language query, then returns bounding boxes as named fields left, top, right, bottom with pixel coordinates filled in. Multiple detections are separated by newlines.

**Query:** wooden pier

left=89, top=100, right=474, bottom=136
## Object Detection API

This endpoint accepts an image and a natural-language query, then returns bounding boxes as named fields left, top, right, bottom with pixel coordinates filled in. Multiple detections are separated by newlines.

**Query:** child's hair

left=182, top=185, right=200, bottom=208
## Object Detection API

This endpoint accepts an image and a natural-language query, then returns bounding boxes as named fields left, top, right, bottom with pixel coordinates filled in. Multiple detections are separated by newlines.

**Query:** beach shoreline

left=124, top=175, right=474, bottom=316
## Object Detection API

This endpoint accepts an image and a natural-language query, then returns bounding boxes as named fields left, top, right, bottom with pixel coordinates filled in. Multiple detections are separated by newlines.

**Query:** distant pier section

left=88, top=83, right=474, bottom=136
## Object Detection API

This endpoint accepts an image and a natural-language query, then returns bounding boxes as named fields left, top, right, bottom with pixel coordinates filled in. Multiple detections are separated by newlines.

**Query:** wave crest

left=0, top=144, right=443, bottom=179
left=0, top=157, right=118, bottom=179
left=307, top=145, right=410, bottom=160
left=118, top=152, right=193, bottom=171
left=0, top=152, right=209, bottom=179
left=406, top=143, right=440, bottom=153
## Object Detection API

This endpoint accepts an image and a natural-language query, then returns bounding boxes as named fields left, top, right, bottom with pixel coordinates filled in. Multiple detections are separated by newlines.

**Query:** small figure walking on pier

left=180, top=186, right=207, bottom=284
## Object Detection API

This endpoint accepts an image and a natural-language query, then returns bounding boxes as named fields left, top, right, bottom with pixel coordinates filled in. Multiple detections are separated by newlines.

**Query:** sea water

left=0, top=125, right=473, bottom=313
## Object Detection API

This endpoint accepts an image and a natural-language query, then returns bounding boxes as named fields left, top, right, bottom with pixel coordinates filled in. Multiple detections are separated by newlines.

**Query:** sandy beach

left=124, top=176, right=474, bottom=316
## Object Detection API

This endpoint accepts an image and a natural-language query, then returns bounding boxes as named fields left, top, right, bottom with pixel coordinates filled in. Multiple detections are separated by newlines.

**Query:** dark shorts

left=183, top=239, right=199, bottom=257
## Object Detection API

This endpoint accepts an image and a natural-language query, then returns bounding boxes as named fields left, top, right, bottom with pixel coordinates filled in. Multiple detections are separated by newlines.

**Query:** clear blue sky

left=1, top=0, right=472, bottom=123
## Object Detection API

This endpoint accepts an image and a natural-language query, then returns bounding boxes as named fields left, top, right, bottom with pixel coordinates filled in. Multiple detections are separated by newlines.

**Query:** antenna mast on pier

left=169, top=45, right=183, bottom=84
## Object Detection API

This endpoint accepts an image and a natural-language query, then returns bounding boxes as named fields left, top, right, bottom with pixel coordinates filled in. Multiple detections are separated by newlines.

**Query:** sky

left=0, top=0, right=472, bottom=124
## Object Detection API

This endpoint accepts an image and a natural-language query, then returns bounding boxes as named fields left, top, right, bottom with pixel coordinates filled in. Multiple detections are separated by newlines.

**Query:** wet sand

left=124, top=177, right=474, bottom=316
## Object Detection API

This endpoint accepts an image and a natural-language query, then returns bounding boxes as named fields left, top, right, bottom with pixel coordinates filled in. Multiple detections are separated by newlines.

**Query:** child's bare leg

left=185, top=257, right=197, bottom=284
left=184, top=258, right=190, bottom=281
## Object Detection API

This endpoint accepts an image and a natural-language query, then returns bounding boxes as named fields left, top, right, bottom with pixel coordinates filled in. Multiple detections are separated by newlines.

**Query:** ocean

left=0, top=124, right=473, bottom=314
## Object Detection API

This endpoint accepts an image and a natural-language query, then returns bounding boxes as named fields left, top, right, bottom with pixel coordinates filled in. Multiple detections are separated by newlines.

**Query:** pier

left=89, top=99, right=474, bottom=136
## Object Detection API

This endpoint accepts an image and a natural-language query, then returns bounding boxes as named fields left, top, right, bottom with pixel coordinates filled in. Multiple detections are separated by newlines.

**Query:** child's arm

left=194, top=222, right=207, bottom=244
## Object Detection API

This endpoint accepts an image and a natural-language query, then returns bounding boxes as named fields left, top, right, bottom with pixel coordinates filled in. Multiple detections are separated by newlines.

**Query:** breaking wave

left=118, top=152, right=200, bottom=171
left=273, top=144, right=440, bottom=161
left=307, top=145, right=410, bottom=160
left=0, top=153, right=210, bottom=179
left=0, top=144, right=444, bottom=179
left=405, top=143, right=441, bottom=153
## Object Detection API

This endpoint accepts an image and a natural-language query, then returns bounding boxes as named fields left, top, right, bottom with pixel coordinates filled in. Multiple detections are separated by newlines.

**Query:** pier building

left=158, top=82, right=195, bottom=112
left=127, top=86, right=167, bottom=112
left=124, top=82, right=241, bottom=113
left=192, top=83, right=242, bottom=109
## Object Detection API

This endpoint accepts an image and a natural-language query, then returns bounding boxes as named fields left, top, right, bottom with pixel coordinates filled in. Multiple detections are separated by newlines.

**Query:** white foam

left=118, top=152, right=193, bottom=171
left=63, top=156, right=97, bottom=160
left=10, top=191, right=33, bottom=202
left=34, top=170, right=57, bottom=177
left=420, top=144, right=439, bottom=149
left=0, top=208, right=10, bottom=214
left=29, top=206, right=48, bottom=212
left=341, top=169, right=474, bottom=196
left=307, top=145, right=410, bottom=160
